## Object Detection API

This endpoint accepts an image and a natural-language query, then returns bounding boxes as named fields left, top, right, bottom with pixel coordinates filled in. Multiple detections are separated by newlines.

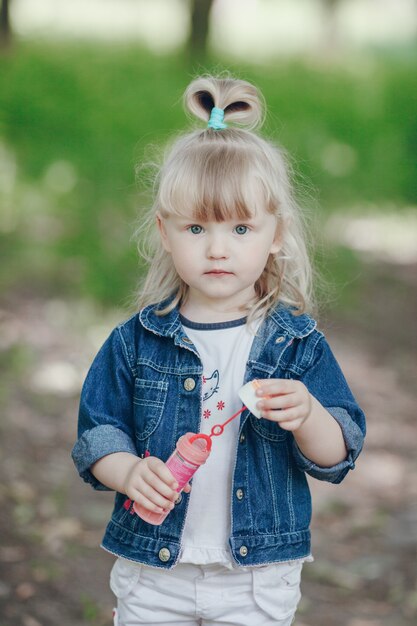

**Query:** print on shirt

left=202, top=369, right=220, bottom=401
left=202, top=370, right=227, bottom=419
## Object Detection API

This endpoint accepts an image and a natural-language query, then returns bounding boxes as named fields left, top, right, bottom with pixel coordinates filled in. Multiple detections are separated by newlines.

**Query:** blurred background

left=0, top=1, right=416, bottom=625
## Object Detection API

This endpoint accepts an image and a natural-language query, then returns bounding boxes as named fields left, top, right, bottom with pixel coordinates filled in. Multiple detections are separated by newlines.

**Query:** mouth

left=204, top=270, right=233, bottom=276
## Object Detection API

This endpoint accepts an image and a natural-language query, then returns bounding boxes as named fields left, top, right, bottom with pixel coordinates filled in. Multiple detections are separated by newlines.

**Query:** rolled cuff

left=71, top=424, right=138, bottom=490
left=292, top=406, right=364, bottom=484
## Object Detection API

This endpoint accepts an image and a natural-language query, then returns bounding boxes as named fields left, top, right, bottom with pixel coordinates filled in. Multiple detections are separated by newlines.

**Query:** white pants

left=110, top=558, right=303, bottom=626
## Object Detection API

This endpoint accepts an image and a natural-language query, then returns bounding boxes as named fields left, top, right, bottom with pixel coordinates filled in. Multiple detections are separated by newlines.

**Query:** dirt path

left=0, top=260, right=416, bottom=626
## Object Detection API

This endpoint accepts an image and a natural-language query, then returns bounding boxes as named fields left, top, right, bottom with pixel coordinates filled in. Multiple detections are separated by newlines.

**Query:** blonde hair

left=135, top=75, right=315, bottom=321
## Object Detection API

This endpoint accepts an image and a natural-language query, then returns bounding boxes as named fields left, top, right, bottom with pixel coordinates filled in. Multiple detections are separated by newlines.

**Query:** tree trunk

left=321, top=0, right=341, bottom=53
left=189, top=0, right=214, bottom=59
left=0, top=0, right=12, bottom=48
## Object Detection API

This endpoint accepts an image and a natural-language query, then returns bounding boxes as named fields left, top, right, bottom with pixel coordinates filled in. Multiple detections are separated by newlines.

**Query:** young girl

left=72, top=75, right=366, bottom=626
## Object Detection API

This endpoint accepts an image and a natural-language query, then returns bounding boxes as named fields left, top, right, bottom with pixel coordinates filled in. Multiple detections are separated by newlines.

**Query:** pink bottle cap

left=180, top=432, right=212, bottom=460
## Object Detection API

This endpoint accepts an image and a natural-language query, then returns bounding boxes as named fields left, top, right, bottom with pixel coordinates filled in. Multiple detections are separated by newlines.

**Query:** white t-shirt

left=179, top=315, right=257, bottom=567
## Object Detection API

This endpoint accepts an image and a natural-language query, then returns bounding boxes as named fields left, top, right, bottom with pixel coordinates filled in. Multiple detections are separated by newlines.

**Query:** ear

left=270, top=216, right=290, bottom=255
left=156, top=213, right=171, bottom=253
left=269, top=227, right=282, bottom=255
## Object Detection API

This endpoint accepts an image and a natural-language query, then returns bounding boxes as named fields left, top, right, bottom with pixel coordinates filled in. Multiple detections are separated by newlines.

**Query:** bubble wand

left=189, top=404, right=246, bottom=450
left=186, top=378, right=268, bottom=451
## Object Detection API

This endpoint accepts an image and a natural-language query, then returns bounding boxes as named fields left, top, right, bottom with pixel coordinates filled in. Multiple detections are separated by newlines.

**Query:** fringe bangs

left=157, top=137, right=275, bottom=223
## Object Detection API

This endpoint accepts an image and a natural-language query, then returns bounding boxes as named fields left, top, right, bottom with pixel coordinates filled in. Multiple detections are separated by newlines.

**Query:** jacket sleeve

left=291, top=332, right=366, bottom=484
left=71, top=326, right=138, bottom=490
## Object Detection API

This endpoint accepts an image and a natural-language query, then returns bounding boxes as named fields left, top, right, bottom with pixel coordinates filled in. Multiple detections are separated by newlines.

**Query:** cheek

left=170, top=245, right=198, bottom=273
left=243, top=242, right=272, bottom=268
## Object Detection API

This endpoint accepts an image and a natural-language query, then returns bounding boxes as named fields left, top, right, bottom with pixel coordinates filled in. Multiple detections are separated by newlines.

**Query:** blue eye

left=234, top=225, right=249, bottom=235
left=188, top=225, right=203, bottom=235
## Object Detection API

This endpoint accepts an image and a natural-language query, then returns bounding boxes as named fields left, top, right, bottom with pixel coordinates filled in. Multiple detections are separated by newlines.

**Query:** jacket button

left=239, top=546, right=248, bottom=557
left=236, top=488, right=244, bottom=500
left=239, top=433, right=245, bottom=444
left=182, top=337, right=193, bottom=345
left=175, top=493, right=182, bottom=505
left=184, top=378, right=196, bottom=391
left=275, top=336, right=285, bottom=344
left=158, top=548, right=171, bottom=562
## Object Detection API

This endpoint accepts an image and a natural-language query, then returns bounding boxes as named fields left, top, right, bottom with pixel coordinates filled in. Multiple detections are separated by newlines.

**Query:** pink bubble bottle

left=133, top=432, right=212, bottom=525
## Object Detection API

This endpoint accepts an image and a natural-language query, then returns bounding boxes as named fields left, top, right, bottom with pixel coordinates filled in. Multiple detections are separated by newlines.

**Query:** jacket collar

left=139, top=298, right=182, bottom=339
left=268, top=303, right=316, bottom=338
left=139, top=298, right=316, bottom=340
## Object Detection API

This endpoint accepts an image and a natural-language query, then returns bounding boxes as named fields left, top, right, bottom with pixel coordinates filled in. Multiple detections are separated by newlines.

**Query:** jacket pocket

left=250, top=414, right=288, bottom=442
left=252, top=562, right=302, bottom=620
left=133, top=378, right=168, bottom=440
left=110, top=558, right=142, bottom=599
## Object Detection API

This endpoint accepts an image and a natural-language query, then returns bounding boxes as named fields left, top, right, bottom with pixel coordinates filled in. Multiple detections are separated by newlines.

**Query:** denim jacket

left=72, top=300, right=365, bottom=569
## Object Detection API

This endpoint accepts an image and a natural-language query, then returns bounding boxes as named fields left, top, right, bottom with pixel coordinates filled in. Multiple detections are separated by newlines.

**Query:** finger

left=257, top=394, right=298, bottom=412
left=140, top=458, right=179, bottom=492
left=130, top=490, right=166, bottom=514
left=151, top=461, right=180, bottom=490
left=183, top=483, right=192, bottom=493
left=137, top=480, right=176, bottom=511
left=255, top=378, right=295, bottom=397
left=277, top=418, right=305, bottom=432
left=145, top=470, right=179, bottom=500
left=261, top=407, right=301, bottom=423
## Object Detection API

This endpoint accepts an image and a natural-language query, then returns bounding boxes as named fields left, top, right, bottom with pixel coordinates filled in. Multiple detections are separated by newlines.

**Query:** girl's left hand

left=255, top=379, right=312, bottom=432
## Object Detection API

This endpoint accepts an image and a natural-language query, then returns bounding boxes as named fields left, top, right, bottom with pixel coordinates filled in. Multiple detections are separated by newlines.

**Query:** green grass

left=0, top=41, right=415, bottom=306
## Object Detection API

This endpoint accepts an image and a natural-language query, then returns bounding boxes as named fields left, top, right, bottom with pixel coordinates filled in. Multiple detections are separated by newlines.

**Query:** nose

left=206, top=233, right=229, bottom=259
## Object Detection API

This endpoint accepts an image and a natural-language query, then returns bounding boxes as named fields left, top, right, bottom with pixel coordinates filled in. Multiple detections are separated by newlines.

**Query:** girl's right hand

left=123, top=456, right=190, bottom=514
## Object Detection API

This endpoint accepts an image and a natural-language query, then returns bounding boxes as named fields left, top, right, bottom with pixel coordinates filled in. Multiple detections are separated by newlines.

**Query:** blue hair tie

left=207, top=107, right=227, bottom=130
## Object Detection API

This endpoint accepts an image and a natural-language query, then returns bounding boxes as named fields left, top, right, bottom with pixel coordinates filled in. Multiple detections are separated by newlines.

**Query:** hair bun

left=184, top=75, right=265, bottom=131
